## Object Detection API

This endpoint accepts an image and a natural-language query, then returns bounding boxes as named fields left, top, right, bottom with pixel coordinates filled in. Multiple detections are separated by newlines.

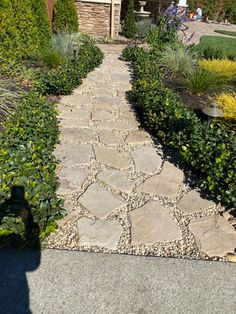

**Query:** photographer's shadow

left=0, top=186, right=41, bottom=314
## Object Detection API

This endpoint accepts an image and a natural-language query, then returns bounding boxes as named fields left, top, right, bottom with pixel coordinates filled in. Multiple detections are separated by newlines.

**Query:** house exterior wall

left=75, top=0, right=121, bottom=37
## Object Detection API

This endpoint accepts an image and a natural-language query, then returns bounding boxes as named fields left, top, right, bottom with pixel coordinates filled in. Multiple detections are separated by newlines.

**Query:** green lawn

left=199, top=35, right=236, bottom=58
left=214, top=29, right=236, bottom=37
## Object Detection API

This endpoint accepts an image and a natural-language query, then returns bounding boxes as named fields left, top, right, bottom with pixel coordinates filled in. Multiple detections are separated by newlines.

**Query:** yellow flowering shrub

left=214, top=92, right=236, bottom=120
left=199, top=59, right=236, bottom=79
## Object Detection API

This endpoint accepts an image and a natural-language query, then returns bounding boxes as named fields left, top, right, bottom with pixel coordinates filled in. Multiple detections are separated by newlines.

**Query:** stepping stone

left=55, top=143, right=92, bottom=167
left=61, top=94, right=91, bottom=106
left=92, top=110, right=114, bottom=121
left=119, top=106, right=132, bottom=114
left=58, top=107, right=90, bottom=120
left=94, top=146, right=131, bottom=170
left=178, top=190, right=215, bottom=214
left=131, top=147, right=162, bottom=175
left=97, top=169, right=134, bottom=194
left=93, top=103, right=115, bottom=112
left=57, top=167, right=89, bottom=194
left=77, top=218, right=123, bottom=250
left=94, top=96, right=120, bottom=106
left=189, top=215, right=236, bottom=257
left=137, top=161, right=184, bottom=198
left=98, top=120, right=137, bottom=131
left=90, top=88, right=115, bottom=97
left=126, top=130, right=151, bottom=145
left=130, top=200, right=182, bottom=245
left=99, top=130, right=122, bottom=145
left=60, top=128, right=96, bottom=143
left=78, top=183, right=126, bottom=218
left=59, top=118, right=89, bottom=128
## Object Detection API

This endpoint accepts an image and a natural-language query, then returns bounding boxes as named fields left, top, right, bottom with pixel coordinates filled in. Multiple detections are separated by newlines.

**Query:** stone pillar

left=75, top=0, right=121, bottom=37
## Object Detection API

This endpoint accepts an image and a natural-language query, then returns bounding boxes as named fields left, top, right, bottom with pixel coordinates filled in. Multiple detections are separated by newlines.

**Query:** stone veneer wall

left=75, top=0, right=121, bottom=37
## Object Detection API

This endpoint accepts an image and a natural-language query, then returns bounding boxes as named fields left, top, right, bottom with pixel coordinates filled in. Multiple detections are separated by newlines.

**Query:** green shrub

left=31, top=0, right=51, bottom=49
left=185, top=68, right=228, bottom=95
left=35, top=42, right=103, bottom=95
left=122, top=0, right=137, bottom=39
left=147, top=15, right=179, bottom=49
left=224, top=0, right=236, bottom=24
left=11, top=0, right=40, bottom=57
left=159, top=45, right=197, bottom=77
left=0, top=92, right=64, bottom=246
left=53, top=0, right=79, bottom=33
left=136, top=19, right=152, bottom=40
left=0, top=0, right=21, bottom=61
left=129, top=47, right=236, bottom=209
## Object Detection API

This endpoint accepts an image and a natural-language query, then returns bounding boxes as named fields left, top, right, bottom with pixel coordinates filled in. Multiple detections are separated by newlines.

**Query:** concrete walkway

left=48, top=45, right=236, bottom=261
left=1, top=249, right=236, bottom=313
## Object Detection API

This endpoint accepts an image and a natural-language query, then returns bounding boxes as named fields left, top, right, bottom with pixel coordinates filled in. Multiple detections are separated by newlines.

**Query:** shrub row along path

left=48, top=44, right=236, bottom=261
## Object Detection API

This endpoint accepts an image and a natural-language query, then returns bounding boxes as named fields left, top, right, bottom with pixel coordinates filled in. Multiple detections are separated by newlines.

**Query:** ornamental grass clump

left=159, top=45, right=198, bottom=77
left=199, top=59, right=236, bottom=80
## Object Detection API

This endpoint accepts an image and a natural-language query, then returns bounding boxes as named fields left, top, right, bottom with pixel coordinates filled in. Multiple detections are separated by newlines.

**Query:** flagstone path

left=47, top=44, right=236, bottom=261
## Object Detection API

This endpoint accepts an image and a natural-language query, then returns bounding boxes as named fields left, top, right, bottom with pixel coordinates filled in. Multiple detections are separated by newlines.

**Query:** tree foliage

left=122, top=0, right=137, bottom=39
left=53, top=0, right=79, bottom=33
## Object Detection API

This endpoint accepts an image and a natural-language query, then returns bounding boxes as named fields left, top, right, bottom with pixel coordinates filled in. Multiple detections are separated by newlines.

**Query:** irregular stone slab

left=130, top=200, right=182, bottom=245
left=126, top=130, right=151, bottom=145
left=61, top=94, right=91, bottom=106
left=137, top=161, right=184, bottom=198
left=60, top=128, right=96, bottom=143
left=90, top=88, right=115, bottom=97
left=94, top=96, right=120, bottom=106
left=58, top=107, right=91, bottom=120
left=79, top=183, right=126, bottom=218
left=131, top=147, right=162, bottom=175
left=189, top=215, right=236, bottom=257
left=99, top=130, right=122, bottom=146
left=55, top=143, right=92, bottom=167
left=93, top=103, right=115, bottom=112
left=178, top=190, right=215, bottom=214
left=94, top=146, right=131, bottom=170
left=119, top=105, right=132, bottom=114
left=98, top=120, right=137, bottom=131
left=57, top=167, right=89, bottom=194
left=92, top=110, right=114, bottom=121
left=78, top=218, right=123, bottom=250
left=59, top=118, right=89, bottom=128
left=97, top=169, right=134, bottom=194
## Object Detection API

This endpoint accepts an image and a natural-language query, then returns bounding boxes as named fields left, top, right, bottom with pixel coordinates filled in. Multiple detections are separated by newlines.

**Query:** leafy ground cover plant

left=127, top=47, right=236, bottom=209
left=0, top=92, right=64, bottom=247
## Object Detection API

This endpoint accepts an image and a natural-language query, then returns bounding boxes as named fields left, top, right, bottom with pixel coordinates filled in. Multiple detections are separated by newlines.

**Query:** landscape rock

left=97, top=169, right=134, bottom=193
left=178, top=190, right=215, bottom=214
left=137, top=161, right=184, bottom=198
left=77, top=218, right=123, bottom=250
left=78, top=183, right=126, bottom=218
left=189, top=215, right=236, bottom=257
left=130, top=200, right=182, bottom=245
left=131, top=147, right=162, bottom=175
left=94, top=145, right=131, bottom=170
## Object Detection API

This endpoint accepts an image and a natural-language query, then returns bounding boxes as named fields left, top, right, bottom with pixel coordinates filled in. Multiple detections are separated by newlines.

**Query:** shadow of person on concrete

left=0, top=186, right=41, bottom=314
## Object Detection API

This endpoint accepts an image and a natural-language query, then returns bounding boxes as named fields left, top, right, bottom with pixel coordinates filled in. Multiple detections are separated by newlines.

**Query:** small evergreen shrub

left=122, top=0, right=137, bottom=39
left=53, top=0, right=79, bottom=33
left=199, top=59, right=236, bottom=79
left=0, top=92, right=64, bottom=246
left=127, top=47, right=236, bottom=209
left=31, top=0, right=51, bottom=50
left=198, top=45, right=224, bottom=60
